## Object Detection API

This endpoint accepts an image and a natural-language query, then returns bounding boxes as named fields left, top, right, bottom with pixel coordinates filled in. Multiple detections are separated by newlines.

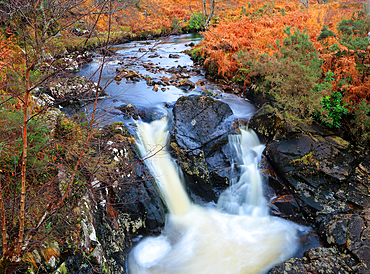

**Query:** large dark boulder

left=171, top=95, right=236, bottom=202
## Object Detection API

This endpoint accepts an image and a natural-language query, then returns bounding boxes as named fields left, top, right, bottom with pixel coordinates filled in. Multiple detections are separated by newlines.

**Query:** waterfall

left=130, top=118, right=300, bottom=274
left=136, top=119, right=191, bottom=216
left=217, top=129, right=268, bottom=217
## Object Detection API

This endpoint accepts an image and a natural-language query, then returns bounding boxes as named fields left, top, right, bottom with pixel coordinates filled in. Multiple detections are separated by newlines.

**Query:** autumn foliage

left=192, top=0, right=369, bottom=145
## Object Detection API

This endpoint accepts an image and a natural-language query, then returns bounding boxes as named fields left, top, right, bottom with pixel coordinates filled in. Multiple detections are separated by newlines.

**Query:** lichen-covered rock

left=268, top=247, right=360, bottom=274
left=265, top=128, right=359, bottom=216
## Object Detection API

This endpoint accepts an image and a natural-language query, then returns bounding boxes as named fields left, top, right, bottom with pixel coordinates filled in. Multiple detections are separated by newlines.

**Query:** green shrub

left=188, top=13, right=207, bottom=31
left=317, top=91, right=349, bottom=128
left=236, top=27, right=323, bottom=117
left=337, top=11, right=370, bottom=51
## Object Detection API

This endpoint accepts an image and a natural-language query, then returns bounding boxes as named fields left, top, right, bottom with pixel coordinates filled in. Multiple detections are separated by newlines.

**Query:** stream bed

left=76, top=33, right=255, bottom=125
left=69, top=33, right=323, bottom=273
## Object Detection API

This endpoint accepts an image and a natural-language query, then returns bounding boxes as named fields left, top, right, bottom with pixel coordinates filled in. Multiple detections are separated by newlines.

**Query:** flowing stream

left=129, top=118, right=302, bottom=274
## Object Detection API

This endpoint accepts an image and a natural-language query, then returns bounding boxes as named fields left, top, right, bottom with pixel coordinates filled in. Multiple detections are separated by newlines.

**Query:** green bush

left=235, top=27, right=323, bottom=118
left=317, top=91, right=349, bottom=128
left=188, top=13, right=207, bottom=31
left=337, top=11, right=370, bottom=51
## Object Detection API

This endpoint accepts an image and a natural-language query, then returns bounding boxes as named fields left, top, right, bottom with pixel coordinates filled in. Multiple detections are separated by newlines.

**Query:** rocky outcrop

left=249, top=105, right=370, bottom=273
left=90, top=123, right=166, bottom=273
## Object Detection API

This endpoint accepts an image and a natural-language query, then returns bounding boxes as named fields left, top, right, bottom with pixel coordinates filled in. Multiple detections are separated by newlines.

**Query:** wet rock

left=173, top=95, right=234, bottom=155
left=43, top=76, right=107, bottom=107
left=318, top=214, right=370, bottom=269
left=146, top=78, right=163, bottom=86
left=270, top=194, right=305, bottom=224
left=268, top=247, right=360, bottom=274
left=264, top=119, right=359, bottom=217
left=248, top=104, right=285, bottom=143
left=170, top=75, right=178, bottom=81
left=125, top=69, right=140, bottom=80
left=178, top=79, right=195, bottom=90
left=171, top=95, right=235, bottom=201
left=257, top=103, right=370, bottom=272
left=153, top=84, right=160, bottom=91
left=167, top=65, right=186, bottom=74
left=169, top=53, right=180, bottom=58
left=196, top=80, right=205, bottom=86
left=115, top=103, right=139, bottom=120
left=148, top=52, right=159, bottom=58
left=137, top=107, right=168, bottom=122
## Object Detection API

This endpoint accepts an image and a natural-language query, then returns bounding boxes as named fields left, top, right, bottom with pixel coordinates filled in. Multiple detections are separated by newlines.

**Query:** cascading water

left=130, top=118, right=301, bottom=274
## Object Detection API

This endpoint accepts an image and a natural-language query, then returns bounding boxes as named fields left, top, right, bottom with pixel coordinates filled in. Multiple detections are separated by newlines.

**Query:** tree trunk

left=16, top=70, right=30, bottom=257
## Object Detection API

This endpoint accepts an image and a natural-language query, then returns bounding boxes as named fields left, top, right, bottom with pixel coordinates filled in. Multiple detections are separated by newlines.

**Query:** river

left=75, top=33, right=321, bottom=274
left=77, top=33, right=255, bottom=126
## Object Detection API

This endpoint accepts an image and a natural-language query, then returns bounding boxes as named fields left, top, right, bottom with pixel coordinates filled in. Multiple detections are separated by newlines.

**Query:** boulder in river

left=177, top=78, right=196, bottom=90
left=171, top=95, right=236, bottom=201
left=169, top=53, right=180, bottom=58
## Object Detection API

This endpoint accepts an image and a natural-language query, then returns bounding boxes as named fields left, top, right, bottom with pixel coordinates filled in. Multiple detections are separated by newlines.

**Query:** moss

left=290, top=151, right=315, bottom=165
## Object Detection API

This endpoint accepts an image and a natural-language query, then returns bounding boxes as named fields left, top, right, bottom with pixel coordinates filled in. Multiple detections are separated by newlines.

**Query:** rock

left=319, top=214, right=370, bottom=269
left=264, top=116, right=359, bottom=217
left=148, top=53, right=159, bottom=58
left=44, top=76, right=107, bottom=107
left=173, top=95, right=234, bottom=155
left=71, top=20, right=90, bottom=36
left=270, top=194, right=305, bottom=224
left=93, top=123, right=166, bottom=273
left=196, top=80, right=205, bottom=86
left=248, top=104, right=285, bottom=144
left=169, top=53, right=180, bottom=58
left=153, top=84, right=160, bottom=91
left=268, top=247, right=360, bottom=274
left=178, top=79, right=195, bottom=90
left=125, top=70, right=139, bottom=80
left=115, top=103, right=139, bottom=120
left=257, top=104, right=370, bottom=272
left=171, top=95, right=235, bottom=201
